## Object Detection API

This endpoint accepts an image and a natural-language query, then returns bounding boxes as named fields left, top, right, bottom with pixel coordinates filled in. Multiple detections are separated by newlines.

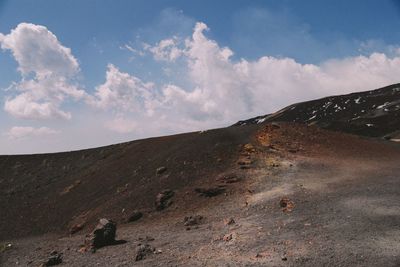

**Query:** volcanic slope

left=1, top=122, right=400, bottom=266
left=235, top=83, right=400, bottom=140
left=0, top=125, right=259, bottom=240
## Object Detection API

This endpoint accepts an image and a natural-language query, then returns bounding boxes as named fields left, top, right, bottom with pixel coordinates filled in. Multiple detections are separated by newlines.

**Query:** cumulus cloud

left=6, top=126, right=59, bottom=139
left=96, top=22, right=400, bottom=134
left=144, top=37, right=183, bottom=62
left=88, top=64, right=156, bottom=113
left=0, top=23, right=87, bottom=120
left=4, top=93, right=72, bottom=120
left=2, top=20, right=400, bottom=153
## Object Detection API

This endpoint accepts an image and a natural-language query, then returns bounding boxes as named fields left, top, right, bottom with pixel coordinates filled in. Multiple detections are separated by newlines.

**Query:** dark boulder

left=155, top=190, right=174, bottom=210
left=85, top=218, right=118, bottom=252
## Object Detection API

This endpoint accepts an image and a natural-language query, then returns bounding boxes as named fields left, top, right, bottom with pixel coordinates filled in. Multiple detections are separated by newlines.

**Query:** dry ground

left=1, top=123, right=400, bottom=266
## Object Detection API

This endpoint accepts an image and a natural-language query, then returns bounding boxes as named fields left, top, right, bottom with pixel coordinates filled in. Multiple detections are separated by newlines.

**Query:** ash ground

left=1, top=123, right=400, bottom=266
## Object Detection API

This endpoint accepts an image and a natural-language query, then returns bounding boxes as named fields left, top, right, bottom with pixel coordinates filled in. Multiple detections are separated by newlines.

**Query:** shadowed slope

left=0, top=125, right=259, bottom=240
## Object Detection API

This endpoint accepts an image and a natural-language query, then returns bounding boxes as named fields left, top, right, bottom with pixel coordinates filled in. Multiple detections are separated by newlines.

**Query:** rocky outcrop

left=84, top=218, right=118, bottom=252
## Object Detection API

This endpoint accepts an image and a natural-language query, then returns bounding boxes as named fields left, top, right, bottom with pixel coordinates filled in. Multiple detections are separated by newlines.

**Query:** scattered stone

left=69, top=223, right=85, bottom=235
left=195, top=187, right=225, bottom=197
left=127, top=211, right=143, bottom=222
left=84, top=218, right=120, bottom=252
left=184, top=215, right=203, bottom=226
left=223, top=233, right=233, bottom=242
left=155, top=190, right=175, bottom=210
left=280, top=197, right=295, bottom=212
left=217, top=174, right=240, bottom=184
left=224, top=218, right=235, bottom=226
left=156, top=166, right=167, bottom=175
left=135, top=244, right=155, bottom=261
left=42, top=251, right=62, bottom=266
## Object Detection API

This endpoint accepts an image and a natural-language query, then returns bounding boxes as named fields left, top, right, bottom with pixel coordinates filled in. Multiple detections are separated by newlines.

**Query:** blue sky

left=1, top=0, right=400, bottom=154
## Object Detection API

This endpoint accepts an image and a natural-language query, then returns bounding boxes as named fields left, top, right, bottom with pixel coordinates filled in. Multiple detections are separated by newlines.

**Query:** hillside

left=1, top=84, right=400, bottom=266
left=0, top=125, right=258, bottom=240
left=235, top=83, right=400, bottom=140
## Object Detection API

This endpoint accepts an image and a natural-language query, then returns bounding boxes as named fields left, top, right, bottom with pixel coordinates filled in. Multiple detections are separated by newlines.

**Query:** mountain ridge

left=234, top=83, right=400, bottom=140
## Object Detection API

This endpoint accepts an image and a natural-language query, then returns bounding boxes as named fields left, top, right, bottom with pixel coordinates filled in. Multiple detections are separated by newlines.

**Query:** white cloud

left=6, top=126, right=59, bottom=139
left=145, top=37, right=183, bottom=62
left=88, top=64, right=156, bottom=113
left=95, top=22, right=400, bottom=134
left=4, top=93, right=72, bottom=120
left=0, top=23, right=87, bottom=120
left=2, top=20, right=400, bottom=153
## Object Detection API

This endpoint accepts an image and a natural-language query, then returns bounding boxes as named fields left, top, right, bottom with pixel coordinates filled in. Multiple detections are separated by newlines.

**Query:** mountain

left=1, top=84, right=400, bottom=266
left=234, top=83, right=400, bottom=140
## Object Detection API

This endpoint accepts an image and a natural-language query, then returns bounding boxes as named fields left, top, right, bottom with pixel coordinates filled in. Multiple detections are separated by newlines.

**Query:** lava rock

left=195, top=187, right=225, bottom=197
left=280, top=197, right=295, bottom=212
left=42, top=251, right=62, bottom=266
left=156, top=166, right=167, bottom=175
left=155, top=190, right=174, bottom=210
left=183, top=215, right=203, bottom=226
left=127, top=211, right=143, bottom=222
left=85, top=218, right=117, bottom=252
left=135, top=244, right=155, bottom=261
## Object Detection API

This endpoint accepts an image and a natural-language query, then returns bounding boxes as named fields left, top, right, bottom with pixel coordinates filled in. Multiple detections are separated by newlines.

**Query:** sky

left=1, top=0, right=400, bottom=154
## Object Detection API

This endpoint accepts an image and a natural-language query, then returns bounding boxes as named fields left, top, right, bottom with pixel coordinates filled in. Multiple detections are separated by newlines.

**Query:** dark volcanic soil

left=0, top=125, right=259, bottom=240
left=1, top=123, right=400, bottom=266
